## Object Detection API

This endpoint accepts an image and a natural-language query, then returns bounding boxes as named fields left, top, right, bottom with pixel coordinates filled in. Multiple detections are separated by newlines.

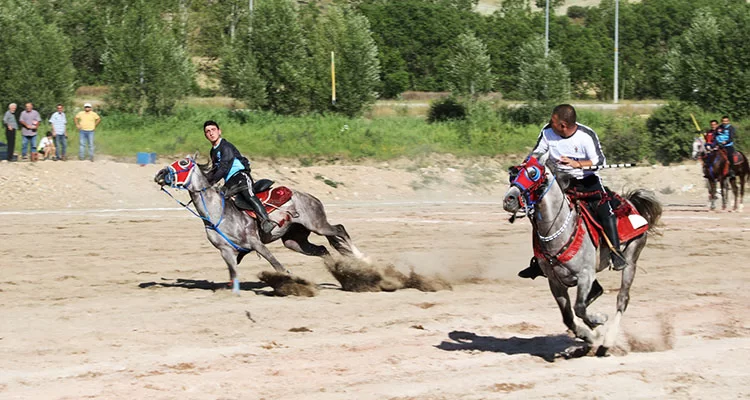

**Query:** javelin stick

left=580, top=163, right=637, bottom=171
left=690, top=113, right=702, bottom=132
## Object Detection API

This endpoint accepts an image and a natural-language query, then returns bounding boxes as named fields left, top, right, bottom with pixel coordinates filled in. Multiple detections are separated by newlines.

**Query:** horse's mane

left=547, top=158, right=575, bottom=192
left=197, top=161, right=211, bottom=174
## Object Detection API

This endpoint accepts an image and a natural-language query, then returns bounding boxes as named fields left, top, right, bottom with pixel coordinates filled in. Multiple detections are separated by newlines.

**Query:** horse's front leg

left=219, top=247, right=241, bottom=294
left=548, top=276, right=596, bottom=344
left=250, top=238, right=291, bottom=275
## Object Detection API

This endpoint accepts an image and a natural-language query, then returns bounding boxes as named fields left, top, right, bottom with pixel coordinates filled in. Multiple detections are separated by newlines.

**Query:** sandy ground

left=1, top=156, right=749, bottom=399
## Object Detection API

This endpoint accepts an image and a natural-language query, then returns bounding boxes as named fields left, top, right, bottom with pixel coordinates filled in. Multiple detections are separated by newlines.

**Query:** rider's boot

left=245, top=193, right=277, bottom=234
left=518, top=257, right=545, bottom=279
left=602, top=213, right=628, bottom=271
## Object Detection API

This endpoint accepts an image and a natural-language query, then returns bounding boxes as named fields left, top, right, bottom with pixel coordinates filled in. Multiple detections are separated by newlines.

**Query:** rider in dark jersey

left=203, top=120, right=275, bottom=233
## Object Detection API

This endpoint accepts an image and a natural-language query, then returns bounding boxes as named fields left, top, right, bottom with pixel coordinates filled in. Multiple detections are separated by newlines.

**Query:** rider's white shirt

left=531, top=123, right=606, bottom=180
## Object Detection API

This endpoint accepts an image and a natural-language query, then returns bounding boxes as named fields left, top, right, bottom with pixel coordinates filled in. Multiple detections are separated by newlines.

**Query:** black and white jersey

left=531, top=123, right=606, bottom=179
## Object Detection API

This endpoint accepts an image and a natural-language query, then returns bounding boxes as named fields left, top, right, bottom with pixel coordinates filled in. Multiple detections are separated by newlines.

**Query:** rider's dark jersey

left=206, top=138, right=250, bottom=186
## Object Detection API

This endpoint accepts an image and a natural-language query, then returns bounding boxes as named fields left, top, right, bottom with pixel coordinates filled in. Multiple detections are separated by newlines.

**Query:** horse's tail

left=626, top=189, right=663, bottom=235
left=740, top=151, right=750, bottom=176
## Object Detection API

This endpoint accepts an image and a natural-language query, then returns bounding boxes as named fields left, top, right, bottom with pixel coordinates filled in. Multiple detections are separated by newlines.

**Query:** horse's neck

left=534, top=185, right=576, bottom=246
left=188, top=173, right=224, bottom=221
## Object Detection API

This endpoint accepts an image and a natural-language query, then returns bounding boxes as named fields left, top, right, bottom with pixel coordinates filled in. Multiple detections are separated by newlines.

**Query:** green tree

left=357, top=0, right=484, bottom=93
left=666, top=5, right=750, bottom=118
left=517, top=36, right=570, bottom=103
left=646, top=102, right=699, bottom=165
left=445, top=32, right=493, bottom=96
left=219, top=43, right=267, bottom=109
left=102, top=0, right=194, bottom=115
left=251, top=0, right=311, bottom=114
left=0, top=0, right=75, bottom=114
left=308, top=6, right=381, bottom=116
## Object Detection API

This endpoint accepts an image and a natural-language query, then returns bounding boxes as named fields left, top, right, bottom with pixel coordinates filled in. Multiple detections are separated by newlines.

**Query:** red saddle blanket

left=532, top=193, right=649, bottom=264
left=578, top=194, right=649, bottom=248
left=243, top=186, right=293, bottom=219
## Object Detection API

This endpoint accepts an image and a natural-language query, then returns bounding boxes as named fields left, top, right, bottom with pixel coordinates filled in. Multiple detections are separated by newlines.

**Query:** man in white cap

left=74, top=103, right=101, bottom=161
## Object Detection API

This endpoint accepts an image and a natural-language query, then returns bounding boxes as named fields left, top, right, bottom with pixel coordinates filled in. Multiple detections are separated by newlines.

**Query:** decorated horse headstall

left=164, top=158, right=196, bottom=188
left=510, top=156, right=549, bottom=210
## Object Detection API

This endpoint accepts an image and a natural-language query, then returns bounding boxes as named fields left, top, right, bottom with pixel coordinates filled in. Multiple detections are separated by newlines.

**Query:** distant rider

left=518, top=104, right=628, bottom=281
left=704, top=120, right=719, bottom=150
left=717, top=116, right=737, bottom=177
left=203, top=120, right=276, bottom=233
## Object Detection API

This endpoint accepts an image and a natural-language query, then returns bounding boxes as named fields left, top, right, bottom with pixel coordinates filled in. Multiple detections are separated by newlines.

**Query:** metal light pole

left=614, top=0, right=619, bottom=103
left=545, top=0, right=550, bottom=57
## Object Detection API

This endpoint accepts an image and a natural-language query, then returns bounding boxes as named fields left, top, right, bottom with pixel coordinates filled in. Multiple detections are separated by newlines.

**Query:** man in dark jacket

left=203, top=120, right=275, bottom=233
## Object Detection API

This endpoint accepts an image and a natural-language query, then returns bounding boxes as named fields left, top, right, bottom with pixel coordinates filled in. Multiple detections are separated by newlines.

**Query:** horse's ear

left=191, top=151, right=200, bottom=162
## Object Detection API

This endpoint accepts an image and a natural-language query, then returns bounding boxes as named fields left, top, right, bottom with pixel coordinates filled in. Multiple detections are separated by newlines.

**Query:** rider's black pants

left=724, top=145, right=736, bottom=164
left=225, top=169, right=255, bottom=196
left=568, top=175, right=614, bottom=222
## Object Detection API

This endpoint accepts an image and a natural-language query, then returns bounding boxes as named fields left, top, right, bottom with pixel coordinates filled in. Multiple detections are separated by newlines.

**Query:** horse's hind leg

left=312, top=223, right=368, bottom=261
left=601, top=237, right=645, bottom=353
left=282, top=224, right=330, bottom=257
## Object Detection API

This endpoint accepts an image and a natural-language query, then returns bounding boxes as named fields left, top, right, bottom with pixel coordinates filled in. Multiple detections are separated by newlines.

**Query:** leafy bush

left=499, top=103, right=551, bottom=126
left=646, top=102, right=700, bottom=165
left=566, top=6, right=587, bottom=19
left=600, top=119, right=649, bottom=163
left=427, top=97, right=467, bottom=123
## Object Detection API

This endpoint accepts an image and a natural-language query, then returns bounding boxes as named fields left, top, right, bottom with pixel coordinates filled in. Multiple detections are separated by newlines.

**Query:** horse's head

left=155, top=155, right=199, bottom=189
left=692, top=136, right=706, bottom=160
left=503, top=153, right=553, bottom=214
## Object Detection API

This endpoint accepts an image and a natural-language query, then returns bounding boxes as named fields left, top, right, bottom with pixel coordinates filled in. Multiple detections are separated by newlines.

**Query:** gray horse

left=154, top=155, right=369, bottom=293
left=503, top=153, right=662, bottom=355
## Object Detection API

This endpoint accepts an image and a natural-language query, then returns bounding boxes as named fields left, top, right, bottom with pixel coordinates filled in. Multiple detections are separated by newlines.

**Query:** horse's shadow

left=138, top=278, right=269, bottom=294
left=436, top=330, right=585, bottom=363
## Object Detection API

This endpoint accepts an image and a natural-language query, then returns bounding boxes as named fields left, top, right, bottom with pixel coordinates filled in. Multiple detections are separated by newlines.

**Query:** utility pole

left=545, top=0, right=550, bottom=57
left=614, top=0, right=619, bottom=103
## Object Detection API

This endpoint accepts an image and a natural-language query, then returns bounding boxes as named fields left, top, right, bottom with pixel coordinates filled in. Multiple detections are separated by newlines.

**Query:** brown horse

left=692, top=137, right=749, bottom=211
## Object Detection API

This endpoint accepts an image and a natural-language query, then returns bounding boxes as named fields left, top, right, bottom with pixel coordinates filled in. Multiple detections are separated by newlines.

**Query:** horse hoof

left=562, top=344, right=590, bottom=359
left=595, top=346, right=610, bottom=357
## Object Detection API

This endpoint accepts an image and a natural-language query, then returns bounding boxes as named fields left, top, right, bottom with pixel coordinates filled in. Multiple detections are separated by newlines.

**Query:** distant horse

left=692, top=136, right=748, bottom=211
left=154, top=155, right=368, bottom=293
left=503, top=153, right=662, bottom=356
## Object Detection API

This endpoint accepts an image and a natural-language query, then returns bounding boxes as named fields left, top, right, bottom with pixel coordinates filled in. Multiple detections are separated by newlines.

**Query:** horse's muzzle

left=154, top=168, right=169, bottom=186
left=503, top=192, right=520, bottom=213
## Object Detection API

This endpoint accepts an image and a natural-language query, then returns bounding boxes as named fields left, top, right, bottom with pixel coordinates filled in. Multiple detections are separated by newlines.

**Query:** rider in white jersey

left=518, top=104, right=627, bottom=281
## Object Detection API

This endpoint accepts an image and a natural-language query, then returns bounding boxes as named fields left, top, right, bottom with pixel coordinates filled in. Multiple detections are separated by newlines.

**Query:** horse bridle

left=164, top=158, right=196, bottom=189
left=510, top=157, right=574, bottom=243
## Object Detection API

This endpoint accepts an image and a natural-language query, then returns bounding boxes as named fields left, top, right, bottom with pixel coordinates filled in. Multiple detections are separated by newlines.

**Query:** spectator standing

left=19, top=102, right=41, bottom=162
left=3, top=103, right=18, bottom=161
left=49, top=103, right=68, bottom=160
left=74, top=103, right=100, bottom=161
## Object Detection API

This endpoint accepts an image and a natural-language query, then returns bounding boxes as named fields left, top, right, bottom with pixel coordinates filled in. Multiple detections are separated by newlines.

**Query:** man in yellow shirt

left=74, top=103, right=101, bottom=161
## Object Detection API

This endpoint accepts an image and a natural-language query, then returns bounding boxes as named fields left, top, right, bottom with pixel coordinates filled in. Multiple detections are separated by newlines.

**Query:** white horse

left=155, top=155, right=369, bottom=293
left=503, top=153, right=662, bottom=355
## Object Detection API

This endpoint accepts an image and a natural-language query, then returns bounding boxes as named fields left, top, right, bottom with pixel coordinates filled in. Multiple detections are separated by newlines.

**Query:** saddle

left=573, top=190, right=649, bottom=248
left=226, top=178, right=294, bottom=225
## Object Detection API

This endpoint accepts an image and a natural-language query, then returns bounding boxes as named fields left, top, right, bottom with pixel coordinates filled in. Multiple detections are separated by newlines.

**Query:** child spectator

left=37, top=131, right=56, bottom=160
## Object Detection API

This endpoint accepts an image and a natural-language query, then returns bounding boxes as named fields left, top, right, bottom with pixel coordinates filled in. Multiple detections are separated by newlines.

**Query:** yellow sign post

left=331, top=51, right=336, bottom=105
